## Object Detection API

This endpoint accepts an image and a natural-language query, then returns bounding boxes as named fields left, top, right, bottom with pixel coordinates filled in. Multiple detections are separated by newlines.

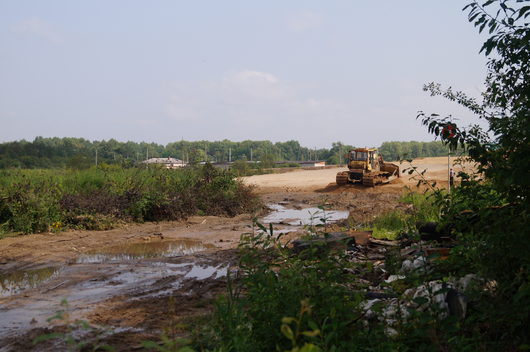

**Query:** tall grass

left=371, top=191, right=441, bottom=239
left=0, top=164, right=259, bottom=234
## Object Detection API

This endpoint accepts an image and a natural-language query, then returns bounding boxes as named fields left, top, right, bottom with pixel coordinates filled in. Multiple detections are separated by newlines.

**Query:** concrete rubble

left=292, top=230, right=478, bottom=336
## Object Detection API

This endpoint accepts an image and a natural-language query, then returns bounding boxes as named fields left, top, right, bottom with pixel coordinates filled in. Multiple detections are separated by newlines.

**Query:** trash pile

left=290, top=224, right=481, bottom=335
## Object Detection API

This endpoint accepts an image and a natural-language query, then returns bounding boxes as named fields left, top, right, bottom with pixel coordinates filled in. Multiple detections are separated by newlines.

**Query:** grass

left=370, top=191, right=441, bottom=240
left=371, top=211, right=407, bottom=239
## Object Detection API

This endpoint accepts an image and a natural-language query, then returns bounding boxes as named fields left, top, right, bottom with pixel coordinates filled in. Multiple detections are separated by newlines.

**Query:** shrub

left=195, top=224, right=393, bottom=351
left=0, top=165, right=259, bottom=234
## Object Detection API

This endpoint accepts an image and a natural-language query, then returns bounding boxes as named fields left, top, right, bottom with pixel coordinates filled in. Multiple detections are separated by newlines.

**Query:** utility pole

left=229, top=147, right=232, bottom=163
left=448, top=150, right=451, bottom=193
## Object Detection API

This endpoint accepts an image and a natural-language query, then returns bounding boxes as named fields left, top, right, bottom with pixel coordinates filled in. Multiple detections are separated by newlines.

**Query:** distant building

left=143, top=157, right=187, bottom=169
left=300, top=161, right=326, bottom=167
left=274, top=160, right=326, bottom=167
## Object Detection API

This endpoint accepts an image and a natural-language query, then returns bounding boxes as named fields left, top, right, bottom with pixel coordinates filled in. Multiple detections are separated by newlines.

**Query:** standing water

left=262, top=204, right=349, bottom=226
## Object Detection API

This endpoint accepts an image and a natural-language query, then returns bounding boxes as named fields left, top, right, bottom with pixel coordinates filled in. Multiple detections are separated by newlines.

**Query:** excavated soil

left=0, top=157, right=469, bottom=351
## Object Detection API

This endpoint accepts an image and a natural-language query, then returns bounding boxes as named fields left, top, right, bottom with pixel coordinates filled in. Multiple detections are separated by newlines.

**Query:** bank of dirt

left=0, top=157, right=466, bottom=351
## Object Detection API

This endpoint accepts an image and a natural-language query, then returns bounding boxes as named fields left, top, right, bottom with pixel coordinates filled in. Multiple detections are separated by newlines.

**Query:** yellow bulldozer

left=336, top=148, right=400, bottom=187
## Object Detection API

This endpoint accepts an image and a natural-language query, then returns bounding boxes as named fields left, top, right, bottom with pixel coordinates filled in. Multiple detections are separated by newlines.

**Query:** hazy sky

left=0, top=1, right=488, bottom=148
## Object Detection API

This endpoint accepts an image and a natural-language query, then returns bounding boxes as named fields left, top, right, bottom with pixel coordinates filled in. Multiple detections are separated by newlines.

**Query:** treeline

left=378, top=141, right=453, bottom=161
left=0, top=137, right=451, bottom=169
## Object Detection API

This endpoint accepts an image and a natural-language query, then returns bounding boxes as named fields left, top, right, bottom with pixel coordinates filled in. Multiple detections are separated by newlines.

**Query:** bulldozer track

left=336, top=172, right=349, bottom=185
left=362, top=174, right=376, bottom=187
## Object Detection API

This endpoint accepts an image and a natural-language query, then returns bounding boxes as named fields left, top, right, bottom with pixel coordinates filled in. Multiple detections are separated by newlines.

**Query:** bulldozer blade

left=381, top=175, right=398, bottom=184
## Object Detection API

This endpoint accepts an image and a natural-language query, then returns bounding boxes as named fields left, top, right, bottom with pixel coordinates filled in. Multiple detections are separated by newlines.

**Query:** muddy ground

left=0, top=157, right=469, bottom=351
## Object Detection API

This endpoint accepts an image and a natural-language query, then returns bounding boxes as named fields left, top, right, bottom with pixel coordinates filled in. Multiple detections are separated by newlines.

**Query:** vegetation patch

left=368, top=192, right=440, bottom=240
left=0, top=164, right=260, bottom=234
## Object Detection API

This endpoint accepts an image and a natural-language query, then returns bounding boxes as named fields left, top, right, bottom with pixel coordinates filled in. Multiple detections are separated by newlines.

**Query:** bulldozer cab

left=349, top=150, right=368, bottom=161
left=348, top=148, right=378, bottom=170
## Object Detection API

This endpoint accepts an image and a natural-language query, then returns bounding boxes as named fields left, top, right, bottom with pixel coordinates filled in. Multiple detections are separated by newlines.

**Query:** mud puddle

left=262, top=204, right=349, bottom=226
left=76, top=239, right=214, bottom=263
left=0, top=267, right=62, bottom=298
left=0, top=239, right=225, bottom=341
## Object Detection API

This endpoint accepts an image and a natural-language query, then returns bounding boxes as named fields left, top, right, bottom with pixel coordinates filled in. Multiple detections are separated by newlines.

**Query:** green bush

left=195, top=225, right=394, bottom=352
left=0, top=175, right=63, bottom=234
left=0, top=165, right=260, bottom=234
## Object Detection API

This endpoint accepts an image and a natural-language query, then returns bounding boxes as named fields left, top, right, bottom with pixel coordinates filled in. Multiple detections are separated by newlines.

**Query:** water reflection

left=0, top=267, right=61, bottom=297
left=77, top=240, right=214, bottom=263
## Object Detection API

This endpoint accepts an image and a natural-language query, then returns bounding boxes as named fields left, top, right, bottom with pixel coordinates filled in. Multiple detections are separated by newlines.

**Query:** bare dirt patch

left=242, top=156, right=472, bottom=194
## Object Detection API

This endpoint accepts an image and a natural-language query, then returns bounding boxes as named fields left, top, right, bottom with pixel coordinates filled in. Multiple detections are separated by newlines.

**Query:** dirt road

left=0, top=156, right=467, bottom=351
left=243, top=156, right=470, bottom=193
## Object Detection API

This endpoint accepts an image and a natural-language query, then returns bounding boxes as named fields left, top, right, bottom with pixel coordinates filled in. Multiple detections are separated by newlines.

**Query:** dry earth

left=0, top=157, right=470, bottom=351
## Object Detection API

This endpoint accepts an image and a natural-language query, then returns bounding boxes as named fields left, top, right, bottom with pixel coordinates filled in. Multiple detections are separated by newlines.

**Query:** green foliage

left=379, top=141, right=455, bottom=161
left=198, top=215, right=485, bottom=351
left=230, top=160, right=251, bottom=176
left=417, top=1, right=530, bottom=348
left=400, top=191, right=440, bottom=224
left=371, top=211, right=407, bottom=240
left=369, top=192, right=440, bottom=240
left=0, top=165, right=259, bottom=234
left=0, top=172, right=63, bottom=234
left=195, top=223, right=396, bottom=352
left=280, top=300, right=321, bottom=352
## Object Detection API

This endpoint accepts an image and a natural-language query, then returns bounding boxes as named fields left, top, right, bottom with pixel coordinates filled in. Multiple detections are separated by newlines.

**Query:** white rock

left=400, top=256, right=428, bottom=273
left=360, top=299, right=381, bottom=319
left=458, top=273, right=478, bottom=291
left=385, top=274, right=406, bottom=283
left=412, top=281, right=450, bottom=316
left=385, top=327, right=398, bottom=337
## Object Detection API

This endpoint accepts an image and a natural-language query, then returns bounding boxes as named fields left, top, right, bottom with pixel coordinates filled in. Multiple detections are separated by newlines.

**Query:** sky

left=0, top=1, right=489, bottom=148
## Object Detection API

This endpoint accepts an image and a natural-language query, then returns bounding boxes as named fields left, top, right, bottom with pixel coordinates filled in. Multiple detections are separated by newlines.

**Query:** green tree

left=418, top=1, right=529, bottom=347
